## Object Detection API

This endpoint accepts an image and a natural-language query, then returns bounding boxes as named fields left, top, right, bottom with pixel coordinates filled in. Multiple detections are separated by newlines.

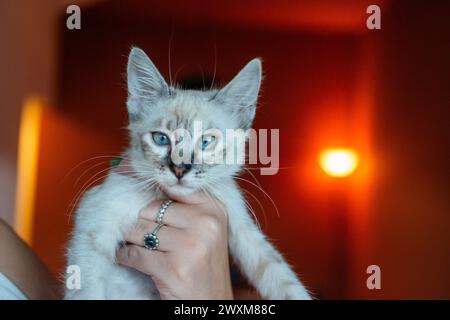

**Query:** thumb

left=162, top=187, right=227, bottom=219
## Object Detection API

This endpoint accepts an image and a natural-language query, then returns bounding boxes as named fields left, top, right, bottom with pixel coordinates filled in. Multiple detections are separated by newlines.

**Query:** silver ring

left=156, top=199, right=173, bottom=225
left=143, top=224, right=163, bottom=250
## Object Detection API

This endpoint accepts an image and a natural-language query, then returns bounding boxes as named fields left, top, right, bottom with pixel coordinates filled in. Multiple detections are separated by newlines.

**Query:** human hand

left=116, top=191, right=233, bottom=300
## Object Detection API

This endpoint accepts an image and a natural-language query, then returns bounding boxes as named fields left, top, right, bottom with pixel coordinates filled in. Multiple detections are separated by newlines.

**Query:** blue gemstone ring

left=143, top=224, right=163, bottom=250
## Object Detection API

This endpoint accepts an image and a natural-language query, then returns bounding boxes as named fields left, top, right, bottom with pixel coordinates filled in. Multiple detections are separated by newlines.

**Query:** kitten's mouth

left=175, top=179, right=187, bottom=186
left=172, top=179, right=192, bottom=189
left=163, top=177, right=193, bottom=189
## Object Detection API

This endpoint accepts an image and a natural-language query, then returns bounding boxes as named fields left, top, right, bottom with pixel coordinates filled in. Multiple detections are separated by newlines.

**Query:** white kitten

left=65, top=48, right=311, bottom=300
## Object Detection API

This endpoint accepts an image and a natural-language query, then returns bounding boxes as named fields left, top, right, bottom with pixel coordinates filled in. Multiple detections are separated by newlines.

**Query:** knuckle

left=173, top=263, right=191, bottom=282
left=198, top=214, right=222, bottom=235
left=134, top=221, right=152, bottom=239
left=140, top=220, right=152, bottom=233
left=127, top=245, right=141, bottom=261
left=191, top=240, right=210, bottom=263
left=184, top=234, right=209, bottom=258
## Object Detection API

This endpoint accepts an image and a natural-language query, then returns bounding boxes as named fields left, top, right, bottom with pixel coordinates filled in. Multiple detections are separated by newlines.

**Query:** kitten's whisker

left=241, top=192, right=262, bottom=231
left=200, top=184, right=228, bottom=220
left=174, top=64, right=187, bottom=84
left=242, top=188, right=268, bottom=229
left=61, top=154, right=125, bottom=183
left=233, top=176, right=280, bottom=218
left=243, top=166, right=299, bottom=171
left=67, top=172, right=159, bottom=221
left=140, top=181, right=156, bottom=196
left=128, top=179, right=159, bottom=196
left=168, top=29, right=174, bottom=88
left=73, top=161, right=109, bottom=188
left=243, top=167, right=263, bottom=189
left=72, top=165, right=118, bottom=201
left=197, top=64, right=206, bottom=89
left=209, top=42, right=217, bottom=90
left=67, top=174, right=110, bottom=221
left=68, top=167, right=150, bottom=220
left=68, top=167, right=115, bottom=220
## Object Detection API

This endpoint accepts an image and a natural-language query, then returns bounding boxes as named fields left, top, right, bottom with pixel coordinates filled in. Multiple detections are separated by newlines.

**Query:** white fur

left=65, top=48, right=311, bottom=300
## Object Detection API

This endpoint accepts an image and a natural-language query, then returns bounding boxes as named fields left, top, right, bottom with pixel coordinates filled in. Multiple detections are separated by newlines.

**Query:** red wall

left=34, top=9, right=365, bottom=298
left=31, top=0, right=450, bottom=299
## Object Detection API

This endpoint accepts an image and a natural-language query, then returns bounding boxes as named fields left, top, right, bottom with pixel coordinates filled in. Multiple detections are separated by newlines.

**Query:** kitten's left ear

left=126, top=47, right=169, bottom=120
left=214, top=58, right=262, bottom=129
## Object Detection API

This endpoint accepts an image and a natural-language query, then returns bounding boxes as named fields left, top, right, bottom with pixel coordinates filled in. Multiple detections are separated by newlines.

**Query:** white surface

left=0, top=272, right=27, bottom=300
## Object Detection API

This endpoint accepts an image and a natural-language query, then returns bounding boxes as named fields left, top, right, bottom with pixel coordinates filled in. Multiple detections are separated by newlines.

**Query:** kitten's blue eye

left=152, top=132, right=170, bottom=146
left=200, top=136, right=216, bottom=150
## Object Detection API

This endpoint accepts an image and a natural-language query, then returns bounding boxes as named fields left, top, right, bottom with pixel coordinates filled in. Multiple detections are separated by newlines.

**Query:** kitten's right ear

left=126, top=47, right=169, bottom=119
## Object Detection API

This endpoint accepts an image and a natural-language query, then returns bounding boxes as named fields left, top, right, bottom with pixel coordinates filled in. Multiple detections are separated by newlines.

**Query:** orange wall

left=33, top=107, right=121, bottom=275
left=0, top=0, right=60, bottom=226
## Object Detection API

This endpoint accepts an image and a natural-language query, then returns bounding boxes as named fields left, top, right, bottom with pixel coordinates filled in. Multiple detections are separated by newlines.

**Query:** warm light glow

left=319, top=148, right=359, bottom=178
left=14, top=97, right=43, bottom=245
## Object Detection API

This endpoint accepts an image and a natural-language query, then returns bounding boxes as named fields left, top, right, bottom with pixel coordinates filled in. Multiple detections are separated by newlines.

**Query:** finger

left=161, top=187, right=207, bottom=204
left=162, top=188, right=226, bottom=215
left=161, top=189, right=227, bottom=221
left=116, top=244, right=166, bottom=278
left=139, top=201, right=192, bottom=229
left=124, top=219, right=185, bottom=251
left=171, top=190, right=227, bottom=217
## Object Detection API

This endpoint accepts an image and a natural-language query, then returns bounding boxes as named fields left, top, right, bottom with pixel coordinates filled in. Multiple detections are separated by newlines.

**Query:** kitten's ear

left=126, top=47, right=169, bottom=119
left=214, top=58, right=262, bottom=129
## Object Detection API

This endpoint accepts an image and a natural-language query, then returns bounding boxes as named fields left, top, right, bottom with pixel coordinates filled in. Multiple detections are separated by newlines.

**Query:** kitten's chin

left=165, top=182, right=196, bottom=197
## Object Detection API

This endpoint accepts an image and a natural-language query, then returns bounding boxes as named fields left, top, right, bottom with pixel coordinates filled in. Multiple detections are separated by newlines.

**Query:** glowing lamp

left=319, top=148, right=359, bottom=178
